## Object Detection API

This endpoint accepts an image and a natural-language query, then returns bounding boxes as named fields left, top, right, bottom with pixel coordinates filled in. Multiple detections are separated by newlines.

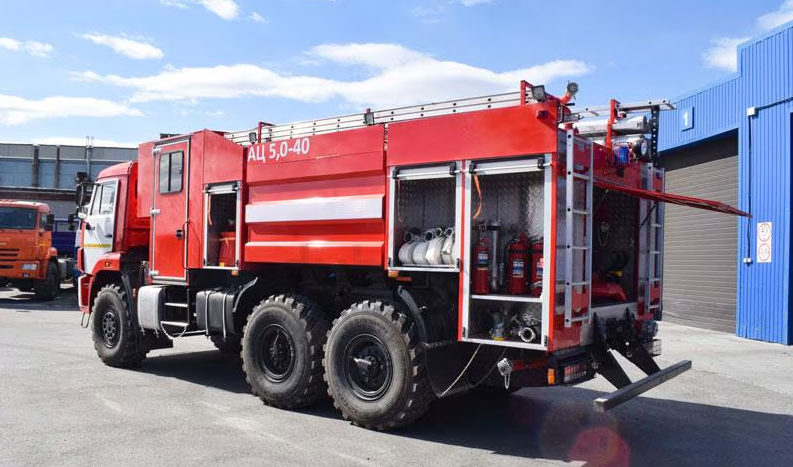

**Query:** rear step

left=593, top=360, right=692, bottom=412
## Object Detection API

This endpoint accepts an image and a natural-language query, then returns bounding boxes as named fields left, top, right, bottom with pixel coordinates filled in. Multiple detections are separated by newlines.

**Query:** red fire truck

left=76, top=82, right=746, bottom=430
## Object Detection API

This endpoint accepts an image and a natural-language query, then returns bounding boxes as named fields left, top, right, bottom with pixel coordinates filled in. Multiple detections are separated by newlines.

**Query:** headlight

left=21, top=263, right=38, bottom=271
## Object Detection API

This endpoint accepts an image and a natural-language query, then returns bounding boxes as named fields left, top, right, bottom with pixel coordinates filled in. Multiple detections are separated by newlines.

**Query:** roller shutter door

left=661, top=135, right=738, bottom=332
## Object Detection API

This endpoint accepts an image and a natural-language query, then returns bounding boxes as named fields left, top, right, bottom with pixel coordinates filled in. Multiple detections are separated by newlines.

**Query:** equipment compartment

left=389, top=163, right=461, bottom=271
left=204, top=182, right=241, bottom=269
left=462, top=157, right=549, bottom=348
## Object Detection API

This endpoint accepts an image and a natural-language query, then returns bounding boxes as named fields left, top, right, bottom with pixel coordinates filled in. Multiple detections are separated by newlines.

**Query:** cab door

left=82, top=179, right=118, bottom=274
left=150, top=138, right=189, bottom=281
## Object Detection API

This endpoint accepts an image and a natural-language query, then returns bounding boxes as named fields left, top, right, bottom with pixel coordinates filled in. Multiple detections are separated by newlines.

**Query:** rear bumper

left=593, top=360, right=692, bottom=412
left=0, top=260, right=45, bottom=280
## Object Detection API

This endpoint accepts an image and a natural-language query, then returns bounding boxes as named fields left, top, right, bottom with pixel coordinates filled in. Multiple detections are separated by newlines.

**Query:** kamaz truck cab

left=0, top=200, right=74, bottom=300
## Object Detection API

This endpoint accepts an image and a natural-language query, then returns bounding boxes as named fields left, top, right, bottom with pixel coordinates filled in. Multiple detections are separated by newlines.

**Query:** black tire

left=33, top=261, right=59, bottom=301
left=324, top=300, right=434, bottom=430
left=91, top=284, right=148, bottom=368
left=211, top=335, right=242, bottom=354
left=241, top=294, right=329, bottom=409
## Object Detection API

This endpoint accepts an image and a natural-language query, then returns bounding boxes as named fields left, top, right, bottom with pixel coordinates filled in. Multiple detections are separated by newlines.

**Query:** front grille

left=0, top=264, right=11, bottom=269
left=0, top=248, right=20, bottom=261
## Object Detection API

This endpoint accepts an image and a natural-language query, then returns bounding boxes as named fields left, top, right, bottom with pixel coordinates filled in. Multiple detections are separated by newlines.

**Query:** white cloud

left=758, top=0, right=793, bottom=30
left=457, top=0, right=494, bottom=5
left=0, top=95, right=142, bottom=125
left=249, top=12, right=266, bottom=23
left=75, top=43, right=593, bottom=108
left=81, top=33, right=164, bottom=60
left=159, top=0, right=239, bottom=19
left=0, top=37, right=53, bottom=57
left=702, top=37, right=749, bottom=72
left=32, top=137, right=138, bottom=148
left=310, top=43, right=427, bottom=69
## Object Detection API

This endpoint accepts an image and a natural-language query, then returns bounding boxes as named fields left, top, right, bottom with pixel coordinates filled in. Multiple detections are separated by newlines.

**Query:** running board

left=593, top=360, right=692, bottom=413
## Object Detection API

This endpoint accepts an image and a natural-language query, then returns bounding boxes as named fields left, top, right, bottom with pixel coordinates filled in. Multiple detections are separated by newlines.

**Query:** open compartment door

left=594, top=179, right=749, bottom=217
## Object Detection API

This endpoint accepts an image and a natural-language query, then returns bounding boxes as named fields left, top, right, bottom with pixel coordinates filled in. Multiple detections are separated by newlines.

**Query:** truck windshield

left=0, top=207, right=38, bottom=230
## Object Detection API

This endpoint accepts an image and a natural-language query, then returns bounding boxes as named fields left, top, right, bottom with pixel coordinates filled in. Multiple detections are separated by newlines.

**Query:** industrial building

left=0, top=142, right=136, bottom=218
left=659, top=21, right=793, bottom=344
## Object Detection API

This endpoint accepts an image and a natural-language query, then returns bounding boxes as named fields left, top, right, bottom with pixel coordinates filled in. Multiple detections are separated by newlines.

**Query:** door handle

left=176, top=229, right=184, bottom=239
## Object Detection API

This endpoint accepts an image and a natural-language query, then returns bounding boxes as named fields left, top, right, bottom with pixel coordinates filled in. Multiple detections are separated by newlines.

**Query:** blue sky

left=1, top=0, right=792, bottom=148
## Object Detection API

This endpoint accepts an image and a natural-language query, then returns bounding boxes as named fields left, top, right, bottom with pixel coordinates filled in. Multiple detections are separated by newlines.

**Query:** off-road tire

left=92, top=284, right=148, bottom=368
left=324, top=300, right=434, bottom=431
left=211, top=335, right=242, bottom=354
left=33, top=261, right=59, bottom=301
left=241, top=294, right=330, bottom=409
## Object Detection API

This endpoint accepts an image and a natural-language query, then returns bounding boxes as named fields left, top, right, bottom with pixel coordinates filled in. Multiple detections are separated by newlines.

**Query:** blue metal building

left=659, top=21, right=793, bottom=344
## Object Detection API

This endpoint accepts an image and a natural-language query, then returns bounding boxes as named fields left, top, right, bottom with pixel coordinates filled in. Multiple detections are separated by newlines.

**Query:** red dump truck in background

left=0, top=200, right=75, bottom=300
left=75, top=82, right=747, bottom=430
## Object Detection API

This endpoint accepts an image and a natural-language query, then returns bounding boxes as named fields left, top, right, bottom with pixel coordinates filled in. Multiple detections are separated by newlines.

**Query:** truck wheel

left=33, top=261, right=59, bottom=301
left=324, top=301, right=433, bottom=430
left=210, top=335, right=242, bottom=354
left=241, top=294, right=329, bottom=409
left=92, top=284, right=148, bottom=368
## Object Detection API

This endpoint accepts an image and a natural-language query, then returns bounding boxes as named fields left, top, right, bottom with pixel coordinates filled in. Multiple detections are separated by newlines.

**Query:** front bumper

left=0, top=260, right=45, bottom=280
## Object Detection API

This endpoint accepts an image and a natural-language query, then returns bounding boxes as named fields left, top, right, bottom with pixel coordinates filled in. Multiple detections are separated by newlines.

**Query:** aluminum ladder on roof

left=223, top=90, right=534, bottom=145
left=564, top=130, right=594, bottom=327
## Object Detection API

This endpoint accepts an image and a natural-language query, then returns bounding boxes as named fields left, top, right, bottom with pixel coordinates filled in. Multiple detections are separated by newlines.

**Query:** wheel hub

left=343, top=334, right=393, bottom=401
left=101, top=310, right=119, bottom=348
left=258, top=324, right=295, bottom=383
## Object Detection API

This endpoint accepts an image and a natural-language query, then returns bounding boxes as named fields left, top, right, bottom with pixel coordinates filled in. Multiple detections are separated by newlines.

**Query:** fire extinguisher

left=506, top=234, right=530, bottom=295
left=529, top=240, right=544, bottom=296
left=473, top=238, right=490, bottom=295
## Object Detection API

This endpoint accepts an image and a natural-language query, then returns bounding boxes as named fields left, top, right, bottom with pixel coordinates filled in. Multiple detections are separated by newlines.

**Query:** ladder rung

left=570, top=315, right=589, bottom=322
left=164, top=302, right=188, bottom=308
left=571, top=172, right=590, bottom=181
left=160, top=320, right=189, bottom=327
left=572, top=209, right=590, bottom=216
left=569, top=281, right=590, bottom=287
left=650, top=250, right=661, bottom=255
left=649, top=278, right=661, bottom=282
left=651, top=223, right=662, bottom=228
left=571, top=246, right=590, bottom=251
left=647, top=305, right=661, bottom=310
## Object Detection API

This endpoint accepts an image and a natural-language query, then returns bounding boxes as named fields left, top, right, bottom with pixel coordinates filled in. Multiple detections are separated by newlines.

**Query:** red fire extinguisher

left=506, top=235, right=530, bottom=295
left=473, top=238, right=490, bottom=295
left=529, top=240, right=544, bottom=296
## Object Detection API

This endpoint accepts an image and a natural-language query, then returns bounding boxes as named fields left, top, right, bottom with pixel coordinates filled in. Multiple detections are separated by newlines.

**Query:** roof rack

left=224, top=90, right=533, bottom=146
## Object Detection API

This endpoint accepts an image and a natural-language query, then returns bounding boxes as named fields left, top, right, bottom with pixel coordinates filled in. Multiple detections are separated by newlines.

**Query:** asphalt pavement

left=1, top=286, right=792, bottom=467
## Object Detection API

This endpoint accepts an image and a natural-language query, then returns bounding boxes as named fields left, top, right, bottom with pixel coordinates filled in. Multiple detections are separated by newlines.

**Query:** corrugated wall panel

left=735, top=25, right=793, bottom=344
left=660, top=79, right=740, bottom=151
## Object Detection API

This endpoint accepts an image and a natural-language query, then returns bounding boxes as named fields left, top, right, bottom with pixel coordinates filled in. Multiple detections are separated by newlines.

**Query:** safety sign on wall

left=757, top=222, right=772, bottom=263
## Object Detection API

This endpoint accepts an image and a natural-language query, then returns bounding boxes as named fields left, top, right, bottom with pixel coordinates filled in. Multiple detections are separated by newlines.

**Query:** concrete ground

left=0, top=287, right=791, bottom=467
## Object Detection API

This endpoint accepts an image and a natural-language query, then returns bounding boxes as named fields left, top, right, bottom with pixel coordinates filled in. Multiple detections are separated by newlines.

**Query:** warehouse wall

left=0, top=143, right=137, bottom=218
left=660, top=21, right=793, bottom=344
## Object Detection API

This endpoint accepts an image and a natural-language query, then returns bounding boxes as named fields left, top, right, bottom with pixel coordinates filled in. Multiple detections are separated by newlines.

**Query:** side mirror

left=77, top=211, right=88, bottom=221
left=75, top=182, right=94, bottom=207
left=44, top=213, right=55, bottom=232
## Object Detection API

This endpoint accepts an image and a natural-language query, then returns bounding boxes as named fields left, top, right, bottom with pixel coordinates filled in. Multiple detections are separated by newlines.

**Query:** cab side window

left=98, top=183, right=116, bottom=215
left=89, top=183, right=116, bottom=215
left=159, top=151, right=183, bottom=194
left=89, top=185, right=103, bottom=215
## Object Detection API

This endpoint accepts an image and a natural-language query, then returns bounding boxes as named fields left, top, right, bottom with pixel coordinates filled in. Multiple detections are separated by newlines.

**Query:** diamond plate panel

left=393, top=177, right=456, bottom=265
